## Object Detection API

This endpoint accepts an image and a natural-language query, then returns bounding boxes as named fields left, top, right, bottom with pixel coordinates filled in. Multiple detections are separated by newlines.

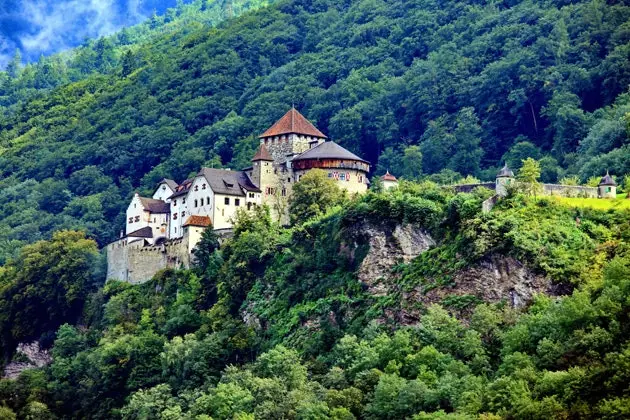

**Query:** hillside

left=0, top=184, right=629, bottom=418
left=0, top=0, right=627, bottom=262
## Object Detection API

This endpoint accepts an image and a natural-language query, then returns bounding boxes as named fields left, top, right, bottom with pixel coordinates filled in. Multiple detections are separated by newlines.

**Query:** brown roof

left=198, top=168, right=262, bottom=195
left=183, top=215, right=212, bottom=228
left=168, top=179, right=193, bottom=199
left=127, top=226, right=154, bottom=238
left=252, top=144, right=273, bottom=161
left=260, top=108, right=327, bottom=139
left=292, top=141, right=369, bottom=164
left=138, top=197, right=170, bottom=213
left=381, top=171, right=397, bottom=182
left=158, top=178, right=178, bottom=190
left=599, top=171, right=617, bottom=186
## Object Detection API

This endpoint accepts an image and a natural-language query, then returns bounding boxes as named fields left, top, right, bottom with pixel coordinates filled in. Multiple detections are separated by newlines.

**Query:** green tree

left=0, top=231, right=98, bottom=357
left=517, top=158, right=542, bottom=198
left=289, top=169, right=344, bottom=224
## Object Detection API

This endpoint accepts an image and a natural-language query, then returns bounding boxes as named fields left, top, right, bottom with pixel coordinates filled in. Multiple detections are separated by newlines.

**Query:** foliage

left=289, top=169, right=345, bottom=224
left=0, top=0, right=628, bottom=262
left=0, top=231, right=98, bottom=360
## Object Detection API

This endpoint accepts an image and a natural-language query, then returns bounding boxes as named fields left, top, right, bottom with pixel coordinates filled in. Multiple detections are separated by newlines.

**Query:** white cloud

left=0, top=0, right=162, bottom=68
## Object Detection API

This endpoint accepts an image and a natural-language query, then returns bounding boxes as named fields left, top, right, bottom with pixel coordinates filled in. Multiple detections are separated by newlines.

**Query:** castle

left=106, top=107, right=621, bottom=284
left=107, top=108, right=371, bottom=283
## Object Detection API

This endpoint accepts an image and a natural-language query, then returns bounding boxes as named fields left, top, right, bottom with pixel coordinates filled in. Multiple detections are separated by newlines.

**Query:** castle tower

left=496, top=163, right=515, bottom=197
left=381, top=171, right=398, bottom=191
left=251, top=143, right=275, bottom=191
left=598, top=171, right=617, bottom=199
left=258, top=107, right=327, bottom=162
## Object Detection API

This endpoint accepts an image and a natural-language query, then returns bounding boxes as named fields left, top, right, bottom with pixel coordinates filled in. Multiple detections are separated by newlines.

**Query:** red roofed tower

left=259, top=107, right=327, bottom=162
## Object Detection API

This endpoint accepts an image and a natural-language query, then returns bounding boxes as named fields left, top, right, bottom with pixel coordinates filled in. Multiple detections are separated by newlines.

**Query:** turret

left=598, top=171, right=617, bottom=199
left=496, top=164, right=515, bottom=197
left=381, top=171, right=398, bottom=191
left=251, top=143, right=275, bottom=192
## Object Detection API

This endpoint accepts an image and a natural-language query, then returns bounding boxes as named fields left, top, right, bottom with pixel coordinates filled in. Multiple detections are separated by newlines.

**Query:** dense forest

left=0, top=176, right=629, bottom=418
left=0, top=0, right=629, bottom=418
left=0, top=0, right=627, bottom=259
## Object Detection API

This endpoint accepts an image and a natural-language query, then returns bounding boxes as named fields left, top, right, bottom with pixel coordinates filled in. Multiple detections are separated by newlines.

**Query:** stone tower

left=258, top=107, right=327, bottom=162
left=598, top=171, right=617, bottom=199
left=251, top=143, right=276, bottom=193
left=496, top=164, right=515, bottom=197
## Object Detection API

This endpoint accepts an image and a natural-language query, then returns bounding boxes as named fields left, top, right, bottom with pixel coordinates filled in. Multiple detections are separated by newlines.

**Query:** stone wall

left=542, top=184, right=598, bottom=198
left=451, top=183, right=495, bottom=193
left=107, top=229, right=234, bottom=284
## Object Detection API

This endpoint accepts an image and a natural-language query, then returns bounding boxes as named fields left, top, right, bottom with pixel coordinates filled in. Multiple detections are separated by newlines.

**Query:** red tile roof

left=183, top=215, right=212, bottom=228
left=252, top=144, right=273, bottom=161
left=259, top=108, right=327, bottom=139
left=381, top=171, right=397, bottom=182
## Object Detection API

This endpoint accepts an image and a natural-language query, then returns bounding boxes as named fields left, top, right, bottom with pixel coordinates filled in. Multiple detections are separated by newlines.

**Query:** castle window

left=359, top=175, right=363, bottom=183
left=282, top=188, right=287, bottom=197
left=183, top=198, right=186, bottom=204
left=195, top=185, right=199, bottom=192
left=194, top=199, right=198, bottom=207
left=607, top=187, right=611, bottom=193
left=202, top=184, right=206, bottom=189
left=249, top=192, right=254, bottom=198
left=173, top=214, right=178, bottom=220
left=134, top=216, right=140, bottom=222
left=128, top=217, right=133, bottom=224
left=235, top=199, right=240, bottom=206
left=173, top=200, right=177, bottom=206
left=340, top=173, right=346, bottom=181
left=328, top=172, right=333, bottom=178
left=224, top=197, right=230, bottom=205
left=207, top=196, right=211, bottom=204
left=247, top=202, right=252, bottom=210
left=287, top=178, right=291, bottom=183
left=182, top=211, right=186, bottom=217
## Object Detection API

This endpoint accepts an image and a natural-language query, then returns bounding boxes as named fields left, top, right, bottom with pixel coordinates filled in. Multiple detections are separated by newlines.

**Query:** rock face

left=354, top=223, right=436, bottom=295
left=3, top=342, right=52, bottom=379
left=418, top=254, right=558, bottom=308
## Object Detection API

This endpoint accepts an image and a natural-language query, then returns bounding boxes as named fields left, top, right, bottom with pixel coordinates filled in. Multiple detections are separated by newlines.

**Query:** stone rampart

left=450, top=183, right=495, bottom=193
left=542, top=184, right=598, bottom=198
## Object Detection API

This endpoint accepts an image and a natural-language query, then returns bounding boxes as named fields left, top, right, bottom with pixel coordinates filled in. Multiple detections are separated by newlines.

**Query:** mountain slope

left=1, top=185, right=629, bottom=418
left=0, top=0, right=628, bottom=258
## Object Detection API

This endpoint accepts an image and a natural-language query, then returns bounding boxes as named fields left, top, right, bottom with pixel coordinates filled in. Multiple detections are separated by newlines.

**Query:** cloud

left=0, top=0, right=177, bottom=69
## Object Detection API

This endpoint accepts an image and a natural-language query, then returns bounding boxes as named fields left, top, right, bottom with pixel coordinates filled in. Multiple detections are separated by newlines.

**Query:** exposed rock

left=396, top=254, right=563, bottom=323
left=353, top=222, right=435, bottom=295
left=3, top=342, right=52, bottom=379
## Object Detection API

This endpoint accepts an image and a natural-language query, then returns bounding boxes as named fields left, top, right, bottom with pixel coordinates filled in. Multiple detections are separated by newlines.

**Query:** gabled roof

left=259, top=107, right=327, bottom=139
left=381, top=171, right=398, bottom=182
left=183, top=215, right=212, bottom=228
left=138, top=197, right=170, bottom=213
left=497, top=164, right=514, bottom=178
left=198, top=168, right=261, bottom=196
left=292, top=141, right=369, bottom=164
left=127, top=226, right=154, bottom=238
left=168, top=179, right=193, bottom=199
left=157, top=178, right=178, bottom=191
left=252, top=144, right=274, bottom=161
left=599, top=171, right=617, bottom=186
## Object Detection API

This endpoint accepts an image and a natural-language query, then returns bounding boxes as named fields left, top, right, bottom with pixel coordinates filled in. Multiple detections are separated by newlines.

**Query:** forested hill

left=0, top=0, right=629, bottom=256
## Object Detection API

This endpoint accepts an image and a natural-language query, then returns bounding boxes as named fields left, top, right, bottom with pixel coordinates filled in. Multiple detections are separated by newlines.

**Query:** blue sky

left=0, top=0, right=179, bottom=69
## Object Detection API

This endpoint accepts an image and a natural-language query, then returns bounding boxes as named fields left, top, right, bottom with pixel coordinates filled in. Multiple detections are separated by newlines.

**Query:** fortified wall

left=451, top=182, right=599, bottom=198
left=107, top=228, right=233, bottom=284
left=106, top=237, right=189, bottom=284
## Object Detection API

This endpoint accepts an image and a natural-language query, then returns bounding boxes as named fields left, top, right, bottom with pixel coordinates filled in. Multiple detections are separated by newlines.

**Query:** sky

left=0, top=0, right=179, bottom=69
